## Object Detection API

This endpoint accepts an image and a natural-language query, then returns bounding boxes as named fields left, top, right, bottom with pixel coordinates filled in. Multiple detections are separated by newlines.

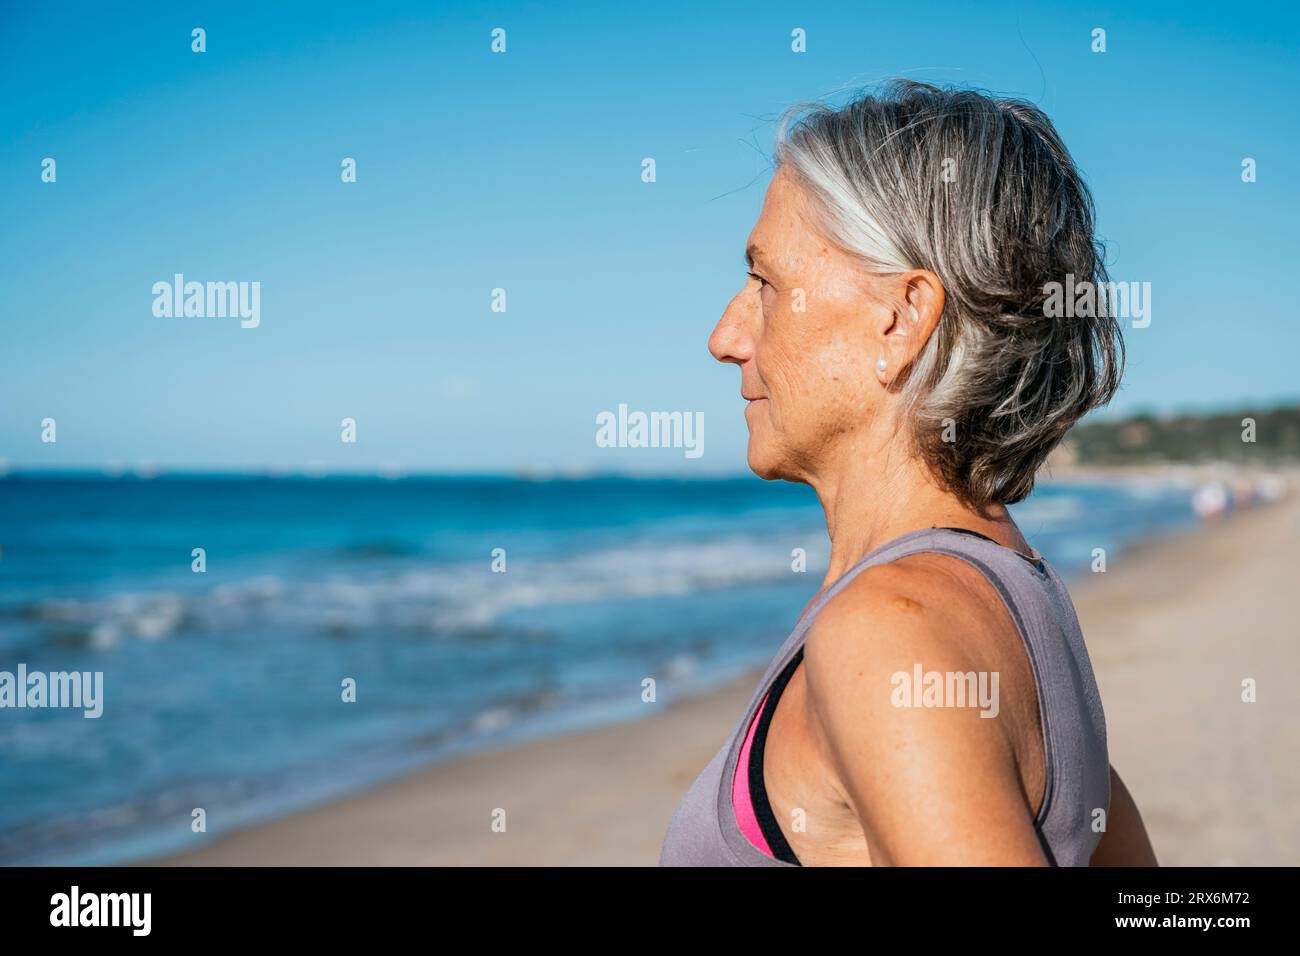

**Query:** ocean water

left=0, top=473, right=1198, bottom=865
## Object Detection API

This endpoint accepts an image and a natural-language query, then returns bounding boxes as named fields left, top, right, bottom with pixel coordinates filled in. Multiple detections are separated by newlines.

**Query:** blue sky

left=3, top=0, right=1297, bottom=473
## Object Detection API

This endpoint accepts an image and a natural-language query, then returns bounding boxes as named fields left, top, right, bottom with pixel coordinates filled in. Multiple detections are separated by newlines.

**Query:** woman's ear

left=875, top=271, right=945, bottom=385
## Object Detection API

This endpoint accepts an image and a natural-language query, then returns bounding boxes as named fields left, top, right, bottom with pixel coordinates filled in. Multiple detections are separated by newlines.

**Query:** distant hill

left=1064, top=405, right=1300, bottom=465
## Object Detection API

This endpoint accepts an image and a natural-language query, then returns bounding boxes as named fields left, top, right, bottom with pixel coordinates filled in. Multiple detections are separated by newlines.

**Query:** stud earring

left=876, top=357, right=887, bottom=371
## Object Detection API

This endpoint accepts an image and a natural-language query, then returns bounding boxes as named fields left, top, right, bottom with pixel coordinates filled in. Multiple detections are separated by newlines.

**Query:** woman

left=659, top=81, right=1157, bottom=866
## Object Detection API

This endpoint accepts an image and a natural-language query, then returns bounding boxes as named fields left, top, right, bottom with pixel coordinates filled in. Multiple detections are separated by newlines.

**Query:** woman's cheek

left=757, top=341, right=803, bottom=401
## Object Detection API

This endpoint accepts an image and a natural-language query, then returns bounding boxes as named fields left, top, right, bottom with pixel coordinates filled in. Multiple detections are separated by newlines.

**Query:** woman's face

left=709, top=168, right=896, bottom=482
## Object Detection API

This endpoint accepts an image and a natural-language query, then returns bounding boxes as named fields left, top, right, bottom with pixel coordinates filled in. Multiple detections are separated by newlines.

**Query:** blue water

left=0, top=473, right=1198, bottom=865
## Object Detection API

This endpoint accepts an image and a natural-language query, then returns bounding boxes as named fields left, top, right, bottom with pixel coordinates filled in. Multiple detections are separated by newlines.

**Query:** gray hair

left=776, top=80, right=1124, bottom=507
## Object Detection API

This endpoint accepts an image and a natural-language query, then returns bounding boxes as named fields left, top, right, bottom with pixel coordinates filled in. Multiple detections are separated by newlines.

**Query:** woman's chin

left=745, top=441, right=785, bottom=481
left=744, top=407, right=793, bottom=479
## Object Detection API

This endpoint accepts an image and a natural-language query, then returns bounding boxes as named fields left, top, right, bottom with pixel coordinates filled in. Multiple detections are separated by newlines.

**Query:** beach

left=154, top=484, right=1300, bottom=867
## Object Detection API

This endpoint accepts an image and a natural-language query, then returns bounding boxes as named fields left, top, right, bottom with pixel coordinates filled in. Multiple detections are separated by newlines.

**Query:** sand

left=155, top=491, right=1300, bottom=867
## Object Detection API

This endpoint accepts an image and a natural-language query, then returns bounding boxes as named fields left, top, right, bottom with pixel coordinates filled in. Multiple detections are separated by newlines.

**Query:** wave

left=10, top=532, right=829, bottom=649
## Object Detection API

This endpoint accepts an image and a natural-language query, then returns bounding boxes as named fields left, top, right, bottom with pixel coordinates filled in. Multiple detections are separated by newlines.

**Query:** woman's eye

left=747, top=272, right=769, bottom=288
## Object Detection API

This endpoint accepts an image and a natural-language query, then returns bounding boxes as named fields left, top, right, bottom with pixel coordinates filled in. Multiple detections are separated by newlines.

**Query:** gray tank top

left=658, top=526, right=1110, bottom=866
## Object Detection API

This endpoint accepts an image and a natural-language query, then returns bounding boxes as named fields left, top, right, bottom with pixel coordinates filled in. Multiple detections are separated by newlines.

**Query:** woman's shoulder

left=807, top=551, right=1023, bottom=666
left=801, top=551, right=1039, bottom=743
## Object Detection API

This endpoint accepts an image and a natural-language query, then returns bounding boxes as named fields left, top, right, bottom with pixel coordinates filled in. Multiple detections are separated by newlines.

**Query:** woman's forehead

left=750, top=172, right=817, bottom=257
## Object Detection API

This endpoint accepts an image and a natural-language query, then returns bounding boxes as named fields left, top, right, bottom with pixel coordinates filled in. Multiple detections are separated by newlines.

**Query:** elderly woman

left=660, top=81, right=1157, bottom=867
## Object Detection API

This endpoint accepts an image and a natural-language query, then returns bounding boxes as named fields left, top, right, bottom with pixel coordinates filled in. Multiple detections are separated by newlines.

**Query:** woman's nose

left=709, top=293, right=753, bottom=366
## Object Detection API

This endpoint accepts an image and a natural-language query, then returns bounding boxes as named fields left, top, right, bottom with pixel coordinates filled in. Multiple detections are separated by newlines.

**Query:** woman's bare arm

left=803, top=564, right=1051, bottom=866
left=1090, top=765, right=1158, bottom=866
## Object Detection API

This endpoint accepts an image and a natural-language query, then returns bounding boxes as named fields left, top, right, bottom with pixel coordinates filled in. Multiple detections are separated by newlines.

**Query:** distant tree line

left=1066, top=404, right=1300, bottom=465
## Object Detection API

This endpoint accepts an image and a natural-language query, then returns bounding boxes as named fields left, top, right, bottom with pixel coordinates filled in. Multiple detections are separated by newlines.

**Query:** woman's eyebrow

left=745, top=243, right=766, bottom=268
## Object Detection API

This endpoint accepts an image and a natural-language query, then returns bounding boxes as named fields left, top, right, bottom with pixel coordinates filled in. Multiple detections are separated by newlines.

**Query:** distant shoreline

left=2, top=462, right=1295, bottom=482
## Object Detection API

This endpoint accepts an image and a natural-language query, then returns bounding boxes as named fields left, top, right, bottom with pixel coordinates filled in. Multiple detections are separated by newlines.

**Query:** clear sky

left=3, top=0, right=1297, bottom=474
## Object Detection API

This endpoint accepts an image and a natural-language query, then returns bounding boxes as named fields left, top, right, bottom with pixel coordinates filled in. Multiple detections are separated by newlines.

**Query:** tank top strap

left=793, top=526, right=1036, bottom=638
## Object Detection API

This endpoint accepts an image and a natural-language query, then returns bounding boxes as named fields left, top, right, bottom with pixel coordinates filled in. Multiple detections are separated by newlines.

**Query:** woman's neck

left=806, top=440, right=1023, bottom=588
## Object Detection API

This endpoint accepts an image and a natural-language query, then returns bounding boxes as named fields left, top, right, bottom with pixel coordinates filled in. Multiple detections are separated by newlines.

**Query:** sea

left=0, top=473, right=1200, bottom=864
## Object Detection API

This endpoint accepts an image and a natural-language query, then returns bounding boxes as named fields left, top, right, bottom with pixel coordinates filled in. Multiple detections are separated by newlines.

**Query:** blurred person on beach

left=660, top=81, right=1159, bottom=867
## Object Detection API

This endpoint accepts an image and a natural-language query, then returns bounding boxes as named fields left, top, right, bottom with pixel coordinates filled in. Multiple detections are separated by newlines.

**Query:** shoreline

left=149, top=481, right=1300, bottom=866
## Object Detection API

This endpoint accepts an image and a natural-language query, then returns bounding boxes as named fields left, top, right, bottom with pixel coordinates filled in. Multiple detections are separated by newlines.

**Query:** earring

left=876, top=357, right=887, bottom=371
